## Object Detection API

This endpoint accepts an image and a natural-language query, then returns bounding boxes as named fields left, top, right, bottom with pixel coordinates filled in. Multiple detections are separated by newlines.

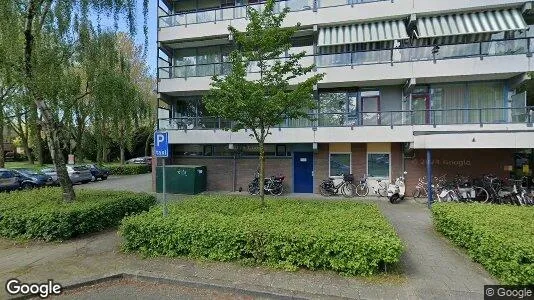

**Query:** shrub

left=0, top=188, right=156, bottom=241
left=432, top=203, right=534, bottom=284
left=106, top=164, right=151, bottom=175
left=120, top=195, right=403, bottom=276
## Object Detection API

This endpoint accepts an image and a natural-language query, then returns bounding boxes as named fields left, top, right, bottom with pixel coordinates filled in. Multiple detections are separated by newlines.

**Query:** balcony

left=159, top=106, right=534, bottom=130
left=158, top=38, right=533, bottom=93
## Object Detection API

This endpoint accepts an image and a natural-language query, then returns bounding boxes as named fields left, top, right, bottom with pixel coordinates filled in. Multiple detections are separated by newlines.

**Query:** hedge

left=0, top=188, right=156, bottom=241
left=432, top=203, right=534, bottom=284
left=120, top=195, right=403, bottom=276
left=106, top=164, right=151, bottom=175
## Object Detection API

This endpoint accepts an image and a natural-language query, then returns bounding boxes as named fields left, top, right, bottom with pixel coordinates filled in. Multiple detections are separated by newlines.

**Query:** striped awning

left=318, top=19, right=408, bottom=47
left=417, top=8, right=528, bottom=38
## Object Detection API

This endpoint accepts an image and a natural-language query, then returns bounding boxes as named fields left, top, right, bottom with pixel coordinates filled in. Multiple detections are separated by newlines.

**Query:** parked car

left=86, top=164, right=110, bottom=181
left=0, top=169, right=21, bottom=192
left=41, top=168, right=59, bottom=185
left=11, top=168, right=54, bottom=189
left=41, top=166, right=93, bottom=185
left=67, top=165, right=93, bottom=184
left=126, top=156, right=152, bottom=165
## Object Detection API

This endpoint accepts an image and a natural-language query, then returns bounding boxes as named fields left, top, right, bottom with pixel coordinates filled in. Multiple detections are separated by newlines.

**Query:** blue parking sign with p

left=154, top=131, right=169, bottom=158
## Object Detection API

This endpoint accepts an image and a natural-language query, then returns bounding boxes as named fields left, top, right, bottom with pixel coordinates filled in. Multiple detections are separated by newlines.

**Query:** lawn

left=432, top=203, right=534, bottom=284
left=120, top=195, right=404, bottom=276
left=0, top=188, right=156, bottom=241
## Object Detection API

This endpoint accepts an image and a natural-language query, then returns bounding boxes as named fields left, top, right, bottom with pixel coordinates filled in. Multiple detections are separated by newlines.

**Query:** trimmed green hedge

left=0, top=188, right=156, bottom=241
left=432, top=203, right=534, bottom=284
left=120, top=196, right=403, bottom=276
left=106, top=164, right=151, bottom=175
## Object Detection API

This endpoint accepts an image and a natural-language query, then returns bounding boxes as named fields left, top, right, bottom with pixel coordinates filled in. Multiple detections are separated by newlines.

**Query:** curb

left=10, top=272, right=317, bottom=300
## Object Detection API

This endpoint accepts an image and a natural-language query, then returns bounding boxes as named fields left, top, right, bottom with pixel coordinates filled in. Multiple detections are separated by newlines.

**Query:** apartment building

left=156, top=0, right=534, bottom=194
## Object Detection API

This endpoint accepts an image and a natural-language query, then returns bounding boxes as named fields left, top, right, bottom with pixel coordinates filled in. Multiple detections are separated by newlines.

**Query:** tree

left=204, top=0, right=324, bottom=206
left=1, top=0, right=148, bottom=202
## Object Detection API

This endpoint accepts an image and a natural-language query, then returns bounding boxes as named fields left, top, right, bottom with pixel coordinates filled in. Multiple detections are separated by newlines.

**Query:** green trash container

left=156, top=165, right=207, bottom=194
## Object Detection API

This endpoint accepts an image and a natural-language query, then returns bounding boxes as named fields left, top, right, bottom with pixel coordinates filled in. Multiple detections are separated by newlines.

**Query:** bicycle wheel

left=342, top=183, right=356, bottom=198
left=248, top=183, right=259, bottom=196
left=356, top=184, right=369, bottom=197
left=270, top=184, right=283, bottom=196
left=473, top=186, right=489, bottom=202
left=378, top=183, right=388, bottom=197
left=319, top=183, right=331, bottom=196
left=412, top=188, right=421, bottom=198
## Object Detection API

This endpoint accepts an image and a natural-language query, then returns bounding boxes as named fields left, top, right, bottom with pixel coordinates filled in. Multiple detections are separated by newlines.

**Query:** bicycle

left=355, top=175, right=388, bottom=197
left=412, top=175, right=446, bottom=200
left=319, top=174, right=356, bottom=197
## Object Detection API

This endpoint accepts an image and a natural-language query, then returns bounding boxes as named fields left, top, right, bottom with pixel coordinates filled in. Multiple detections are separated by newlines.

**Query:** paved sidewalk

left=0, top=196, right=496, bottom=299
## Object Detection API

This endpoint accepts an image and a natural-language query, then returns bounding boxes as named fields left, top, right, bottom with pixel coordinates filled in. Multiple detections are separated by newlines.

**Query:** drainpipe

left=426, top=149, right=433, bottom=209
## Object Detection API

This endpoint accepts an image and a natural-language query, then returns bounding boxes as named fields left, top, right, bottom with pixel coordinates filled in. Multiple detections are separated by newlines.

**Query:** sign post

left=154, top=131, right=169, bottom=217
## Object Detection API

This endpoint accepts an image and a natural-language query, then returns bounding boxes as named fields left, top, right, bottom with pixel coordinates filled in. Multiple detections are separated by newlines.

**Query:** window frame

left=329, top=152, right=352, bottom=178
left=366, top=152, right=391, bottom=179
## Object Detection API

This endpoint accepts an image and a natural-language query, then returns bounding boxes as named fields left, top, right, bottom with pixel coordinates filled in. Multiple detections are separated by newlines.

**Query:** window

left=173, top=144, right=203, bottom=156
left=241, top=144, right=276, bottom=156
left=330, top=153, right=351, bottom=177
left=203, top=145, right=214, bottom=156
left=0, top=171, right=13, bottom=179
left=276, top=145, right=287, bottom=157
left=367, top=153, right=390, bottom=178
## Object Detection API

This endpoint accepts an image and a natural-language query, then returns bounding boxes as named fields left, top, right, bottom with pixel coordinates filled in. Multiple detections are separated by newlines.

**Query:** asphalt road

left=75, top=173, right=153, bottom=193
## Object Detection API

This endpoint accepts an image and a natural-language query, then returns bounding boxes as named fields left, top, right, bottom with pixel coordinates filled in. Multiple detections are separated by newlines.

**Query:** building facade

left=156, top=0, right=534, bottom=194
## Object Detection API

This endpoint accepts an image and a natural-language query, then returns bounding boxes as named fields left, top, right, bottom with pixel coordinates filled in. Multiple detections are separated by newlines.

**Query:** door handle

left=311, top=171, right=314, bottom=177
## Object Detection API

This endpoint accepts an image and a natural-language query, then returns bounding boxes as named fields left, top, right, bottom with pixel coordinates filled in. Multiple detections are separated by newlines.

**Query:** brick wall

left=404, top=149, right=515, bottom=195
left=314, top=144, right=329, bottom=193
left=171, top=156, right=292, bottom=193
left=351, top=143, right=366, bottom=179
left=391, top=143, right=403, bottom=180
left=235, top=157, right=292, bottom=193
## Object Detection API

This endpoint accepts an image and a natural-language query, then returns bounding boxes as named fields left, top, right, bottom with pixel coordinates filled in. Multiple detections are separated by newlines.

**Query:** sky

left=95, top=0, right=158, bottom=75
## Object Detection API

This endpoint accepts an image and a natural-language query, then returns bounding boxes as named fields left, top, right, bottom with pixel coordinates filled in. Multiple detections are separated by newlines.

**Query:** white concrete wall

left=159, top=0, right=527, bottom=43
left=412, top=124, right=534, bottom=149
left=166, top=123, right=534, bottom=149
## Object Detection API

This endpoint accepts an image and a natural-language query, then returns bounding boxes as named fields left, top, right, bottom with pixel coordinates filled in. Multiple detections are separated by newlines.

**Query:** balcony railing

left=158, top=0, right=389, bottom=28
left=158, top=107, right=534, bottom=130
left=158, top=38, right=532, bottom=80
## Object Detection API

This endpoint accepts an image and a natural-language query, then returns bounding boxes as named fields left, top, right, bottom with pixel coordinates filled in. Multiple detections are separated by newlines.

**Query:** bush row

left=106, top=164, right=151, bottom=175
left=0, top=188, right=156, bottom=241
left=120, top=195, right=403, bottom=276
left=432, top=203, right=534, bottom=284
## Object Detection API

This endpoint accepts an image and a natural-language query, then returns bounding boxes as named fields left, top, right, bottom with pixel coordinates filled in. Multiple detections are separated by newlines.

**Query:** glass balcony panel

left=352, top=49, right=391, bottom=65
left=196, top=10, right=216, bottom=23
left=482, top=39, right=527, bottom=56
left=221, top=7, right=234, bottom=20
left=286, top=0, right=313, bottom=11
left=316, top=53, right=351, bottom=67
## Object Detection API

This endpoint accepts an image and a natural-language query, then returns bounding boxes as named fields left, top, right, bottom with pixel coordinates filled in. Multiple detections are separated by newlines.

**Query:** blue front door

left=293, top=152, right=314, bottom=193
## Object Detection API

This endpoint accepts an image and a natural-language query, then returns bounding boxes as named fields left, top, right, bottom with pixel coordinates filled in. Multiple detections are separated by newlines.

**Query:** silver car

left=41, top=165, right=93, bottom=185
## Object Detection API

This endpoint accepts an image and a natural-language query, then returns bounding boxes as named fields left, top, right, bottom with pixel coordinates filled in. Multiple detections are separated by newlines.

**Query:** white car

left=41, top=165, right=93, bottom=185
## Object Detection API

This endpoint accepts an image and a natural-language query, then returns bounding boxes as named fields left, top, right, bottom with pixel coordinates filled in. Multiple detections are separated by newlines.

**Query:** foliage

left=204, top=0, right=323, bottom=205
left=106, top=164, right=151, bottom=175
left=432, top=203, right=534, bottom=284
left=120, top=196, right=403, bottom=276
left=0, top=188, right=156, bottom=241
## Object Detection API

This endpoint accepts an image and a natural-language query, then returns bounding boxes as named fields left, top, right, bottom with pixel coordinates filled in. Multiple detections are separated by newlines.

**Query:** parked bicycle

left=319, top=174, right=356, bottom=197
left=355, top=175, right=388, bottom=197
left=248, top=171, right=285, bottom=196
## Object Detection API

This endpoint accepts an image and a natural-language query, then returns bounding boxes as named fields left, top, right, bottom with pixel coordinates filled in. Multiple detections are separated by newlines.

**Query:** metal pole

left=162, top=158, right=168, bottom=216
left=426, top=149, right=432, bottom=209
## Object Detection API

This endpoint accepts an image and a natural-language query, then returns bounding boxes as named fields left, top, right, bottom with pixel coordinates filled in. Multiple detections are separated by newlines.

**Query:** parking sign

left=154, top=131, right=169, bottom=158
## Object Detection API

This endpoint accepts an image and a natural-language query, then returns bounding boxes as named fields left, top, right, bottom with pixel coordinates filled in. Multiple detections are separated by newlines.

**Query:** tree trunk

left=96, top=142, right=102, bottom=165
left=0, top=101, right=4, bottom=168
left=120, top=145, right=125, bottom=165
left=23, top=0, right=75, bottom=202
left=144, top=132, right=151, bottom=157
left=22, top=139, right=32, bottom=164
left=259, top=140, right=266, bottom=207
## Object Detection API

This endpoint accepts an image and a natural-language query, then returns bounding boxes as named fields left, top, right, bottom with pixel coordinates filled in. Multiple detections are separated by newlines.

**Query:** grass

left=120, top=195, right=404, bottom=276
left=432, top=203, right=534, bottom=284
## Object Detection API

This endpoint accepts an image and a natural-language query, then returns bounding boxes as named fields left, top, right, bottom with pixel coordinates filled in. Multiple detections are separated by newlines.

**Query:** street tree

left=204, top=0, right=324, bottom=205
left=1, top=0, right=148, bottom=202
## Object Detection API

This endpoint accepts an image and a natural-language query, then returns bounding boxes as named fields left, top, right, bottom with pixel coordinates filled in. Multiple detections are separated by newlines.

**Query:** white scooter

left=388, top=171, right=407, bottom=204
